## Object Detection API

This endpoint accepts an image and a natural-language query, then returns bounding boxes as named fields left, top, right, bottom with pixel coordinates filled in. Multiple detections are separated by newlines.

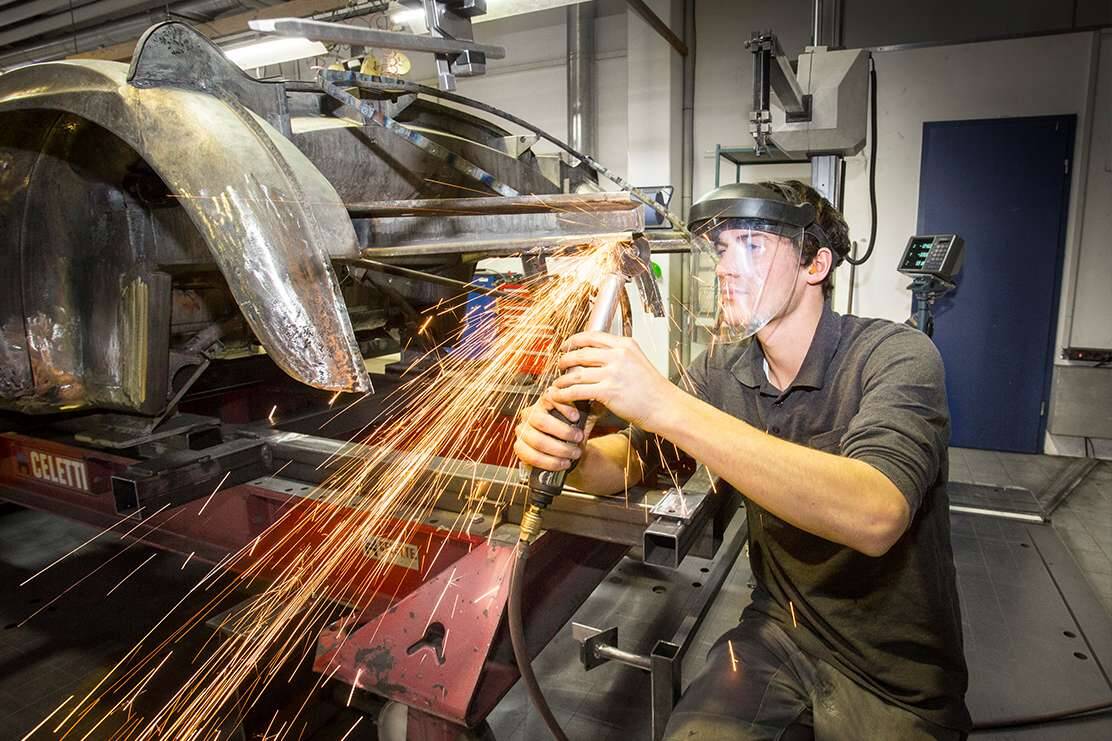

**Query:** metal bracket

left=643, top=467, right=721, bottom=568
left=492, top=134, right=540, bottom=159
left=745, top=31, right=811, bottom=155
left=573, top=624, right=619, bottom=671
left=626, top=236, right=666, bottom=317
left=246, top=14, right=505, bottom=73
left=571, top=623, right=681, bottom=741
left=423, top=0, right=491, bottom=90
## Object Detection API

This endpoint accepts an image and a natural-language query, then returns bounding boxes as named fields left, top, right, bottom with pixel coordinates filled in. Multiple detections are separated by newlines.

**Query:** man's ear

left=804, top=246, right=834, bottom=287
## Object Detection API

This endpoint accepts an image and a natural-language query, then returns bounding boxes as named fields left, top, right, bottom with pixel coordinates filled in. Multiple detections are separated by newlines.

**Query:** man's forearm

left=566, top=432, right=644, bottom=495
left=651, top=387, right=909, bottom=556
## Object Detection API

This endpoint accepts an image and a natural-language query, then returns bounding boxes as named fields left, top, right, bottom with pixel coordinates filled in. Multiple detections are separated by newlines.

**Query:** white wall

left=691, top=0, right=1112, bottom=457
left=409, top=6, right=631, bottom=174
left=1047, top=31, right=1112, bottom=459
left=836, top=32, right=1111, bottom=458
left=838, top=34, right=1096, bottom=321
left=1062, top=31, right=1112, bottom=352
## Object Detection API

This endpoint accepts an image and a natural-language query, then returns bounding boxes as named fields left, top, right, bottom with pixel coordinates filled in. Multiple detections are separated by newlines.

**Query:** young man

left=514, top=182, right=971, bottom=740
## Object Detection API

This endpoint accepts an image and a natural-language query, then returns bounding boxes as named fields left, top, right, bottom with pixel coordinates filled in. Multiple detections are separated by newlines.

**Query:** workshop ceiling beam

left=624, top=0, right=687, bottom=56
left=68, top=0, right=355, bottom=62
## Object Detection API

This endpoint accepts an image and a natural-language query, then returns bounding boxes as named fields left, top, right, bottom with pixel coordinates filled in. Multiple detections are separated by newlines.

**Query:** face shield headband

left=695, top=217, right=829, bottom=249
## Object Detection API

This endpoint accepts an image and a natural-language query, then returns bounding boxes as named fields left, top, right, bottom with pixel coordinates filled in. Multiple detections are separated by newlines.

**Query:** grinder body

left=522, top=272, right=626, bottom=538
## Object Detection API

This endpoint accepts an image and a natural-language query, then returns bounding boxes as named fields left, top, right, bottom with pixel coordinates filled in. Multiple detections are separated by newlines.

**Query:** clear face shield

left=691, top=218, right=806, bottom=343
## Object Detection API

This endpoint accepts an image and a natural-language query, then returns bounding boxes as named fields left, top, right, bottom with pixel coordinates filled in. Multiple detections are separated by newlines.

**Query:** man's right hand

left=513, top=389, right=593, bottom=472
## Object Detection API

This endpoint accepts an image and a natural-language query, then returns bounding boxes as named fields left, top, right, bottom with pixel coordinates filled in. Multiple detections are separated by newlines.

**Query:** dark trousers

left=664, top=614, right=966, bottom=741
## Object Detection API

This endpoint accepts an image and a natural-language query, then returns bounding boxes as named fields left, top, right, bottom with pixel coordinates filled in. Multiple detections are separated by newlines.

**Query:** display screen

left=900, top=237, right=934, bottom=271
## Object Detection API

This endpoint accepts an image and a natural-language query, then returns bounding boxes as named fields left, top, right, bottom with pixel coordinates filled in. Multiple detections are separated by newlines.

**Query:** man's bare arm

left=566, top=433, right=645, bottom=495
left=649, top=388, right=909, bottom=557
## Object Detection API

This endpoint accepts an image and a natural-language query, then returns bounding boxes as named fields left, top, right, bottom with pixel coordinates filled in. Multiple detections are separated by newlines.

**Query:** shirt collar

left=731, top=303, right=843, bottom=395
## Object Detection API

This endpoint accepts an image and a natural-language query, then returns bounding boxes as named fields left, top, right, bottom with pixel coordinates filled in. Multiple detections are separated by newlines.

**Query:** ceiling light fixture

left=223, top=36, right=328, bottom=70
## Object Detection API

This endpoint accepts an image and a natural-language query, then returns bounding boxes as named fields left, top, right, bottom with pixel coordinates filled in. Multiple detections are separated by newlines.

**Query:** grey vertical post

left=810, top=154, right=844, bottom=209
left=566, top=1, right=597, bottom=157
left=650, top=641, right=681, bottom=740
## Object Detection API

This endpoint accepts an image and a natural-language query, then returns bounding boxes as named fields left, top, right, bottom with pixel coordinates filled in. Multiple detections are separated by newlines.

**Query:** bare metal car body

left=0, top=22, right=629, bottom=417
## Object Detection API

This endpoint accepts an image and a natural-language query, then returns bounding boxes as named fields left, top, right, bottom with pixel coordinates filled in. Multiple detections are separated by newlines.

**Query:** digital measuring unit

left=898, top=234, right=965, bottom=280
left=899, top=233, right=965, bottom=338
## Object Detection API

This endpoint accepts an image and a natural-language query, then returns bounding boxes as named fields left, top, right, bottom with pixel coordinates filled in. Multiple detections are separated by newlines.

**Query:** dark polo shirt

left=633, top=304, right=971, bottom=731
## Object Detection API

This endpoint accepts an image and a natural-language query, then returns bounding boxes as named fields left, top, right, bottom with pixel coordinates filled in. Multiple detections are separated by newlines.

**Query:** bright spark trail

left=47, top=238, right=639, bottom=739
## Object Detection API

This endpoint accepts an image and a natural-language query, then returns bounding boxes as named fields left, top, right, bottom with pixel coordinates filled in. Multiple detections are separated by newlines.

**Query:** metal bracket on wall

left=423, top=0, right=491, bottom=90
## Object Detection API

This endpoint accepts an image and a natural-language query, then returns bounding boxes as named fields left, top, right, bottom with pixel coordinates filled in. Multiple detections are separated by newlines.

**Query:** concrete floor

left=1049, top=464, right=1112, bottom=617
left=952, top=448, right=1112, bottom=617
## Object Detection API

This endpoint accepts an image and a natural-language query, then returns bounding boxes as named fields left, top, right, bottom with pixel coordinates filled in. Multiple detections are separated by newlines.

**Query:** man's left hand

left=550, top=332, right=678, bottom=432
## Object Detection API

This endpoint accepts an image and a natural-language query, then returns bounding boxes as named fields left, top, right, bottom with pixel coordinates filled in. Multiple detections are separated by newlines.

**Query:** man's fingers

left=549, top=382, right=604, bottom=406
left=527, top=406, right=583, bottom=442
left=513, top=439, right=572, bottom=471
left=518, top=421, right=582, bottom=458
left=557, top=347, right=611, bottom=371
left=538, top=390, right=580, bottom=424
left=561, top=331, right=623, bottom=352
left=551, top=367, right=605, bottom=389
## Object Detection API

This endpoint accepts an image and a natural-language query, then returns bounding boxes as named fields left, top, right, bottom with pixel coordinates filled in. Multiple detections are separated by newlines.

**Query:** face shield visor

left=687, top=183, right=822, bottom=344
left=690, top=218, right=806, bottom=343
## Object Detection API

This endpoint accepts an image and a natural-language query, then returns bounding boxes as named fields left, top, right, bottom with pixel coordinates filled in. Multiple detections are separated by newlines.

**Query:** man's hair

left=759, top=180, right=851, bottom=299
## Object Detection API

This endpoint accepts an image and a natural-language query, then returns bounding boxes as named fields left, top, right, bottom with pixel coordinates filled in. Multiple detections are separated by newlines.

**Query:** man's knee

left=663, top=620, right=813, bottom=741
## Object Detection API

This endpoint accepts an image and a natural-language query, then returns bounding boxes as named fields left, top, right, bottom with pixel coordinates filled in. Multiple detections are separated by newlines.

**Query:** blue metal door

left=917, top=116, right=1074, bottom=453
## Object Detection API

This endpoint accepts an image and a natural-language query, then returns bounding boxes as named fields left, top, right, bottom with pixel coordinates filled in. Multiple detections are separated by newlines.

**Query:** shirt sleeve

left=622, top=350, right=714, bottom=474
left=840, top=328, right=950, bottom=519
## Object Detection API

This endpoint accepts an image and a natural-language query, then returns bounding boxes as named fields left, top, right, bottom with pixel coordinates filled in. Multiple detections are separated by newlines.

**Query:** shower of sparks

left=20, top=694, right=72, bottom=740
left=329, top=390, right=342, bottom=407
left=268, top=405, right=278, bottom=424
left=727, top=640, right=738, bottom=673
left=346, top=668, right=363, bottom=707
left=197, top=472, right=231, bottom=516
left=18, top=508, right=145, bottom=587
left=339, top=715, right=364, bottom=741
left=49, top=238, right=638, bottom=739
left=106, top=553, right=158, bottom=597
left=789, top=600, right=798, bottom=628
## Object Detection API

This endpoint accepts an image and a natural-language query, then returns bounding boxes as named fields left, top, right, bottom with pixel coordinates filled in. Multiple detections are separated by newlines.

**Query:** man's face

left=713, top=228, right=802, bottom=331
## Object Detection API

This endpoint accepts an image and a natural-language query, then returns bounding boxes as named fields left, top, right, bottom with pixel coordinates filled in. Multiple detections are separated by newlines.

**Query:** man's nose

left=716, top=259, right=740, bottom=278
